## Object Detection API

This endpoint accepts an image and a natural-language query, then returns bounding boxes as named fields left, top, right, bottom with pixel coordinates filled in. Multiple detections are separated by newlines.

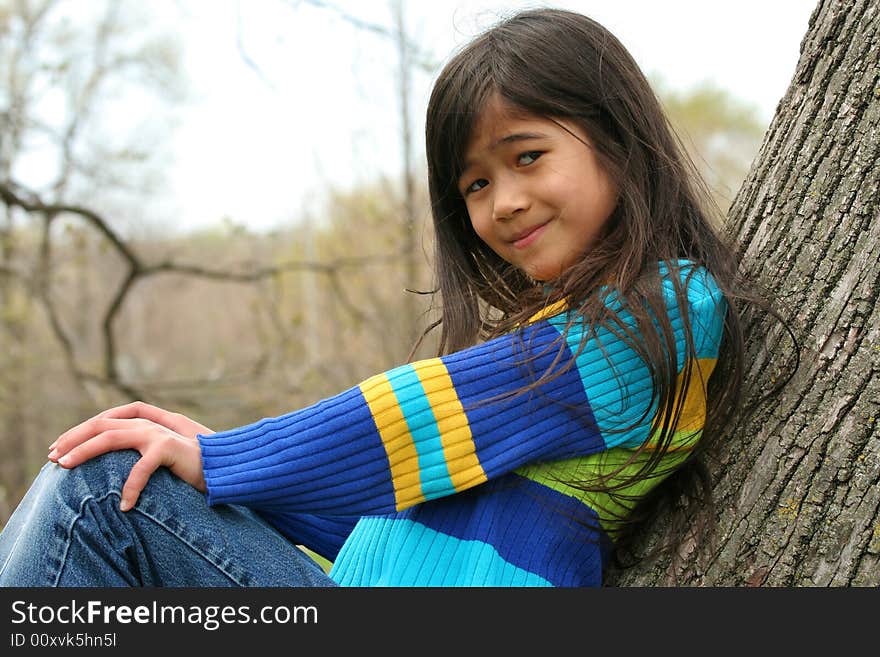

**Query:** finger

left=51, top=416, right=101, bottom=453
left=102, top=401, right=213, bottom=437
left=49, top=402, right=196, bottom=452
left=51, top=418, right=153, bottom=461
left=50, top=406, right=126, bottom=451
left=119, top=453, right=162, bottom=512
left=54, top=427, right=148, bottom=468
left=98, top=401, right=179, bottom=429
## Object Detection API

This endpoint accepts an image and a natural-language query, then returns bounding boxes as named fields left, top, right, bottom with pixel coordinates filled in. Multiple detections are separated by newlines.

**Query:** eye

left=517, top=151, right=543, bottom=166
left=463, top=178, right=488, bottom=195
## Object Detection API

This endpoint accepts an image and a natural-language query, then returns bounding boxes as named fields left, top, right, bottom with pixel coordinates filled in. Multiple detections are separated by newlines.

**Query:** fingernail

left=48, top=449, right=58, bottom=460
left=49, top=440, right=58, bottom=450
left=58, top=455, right=70, bottom=466
left=120, top=498, right=131, bottom=512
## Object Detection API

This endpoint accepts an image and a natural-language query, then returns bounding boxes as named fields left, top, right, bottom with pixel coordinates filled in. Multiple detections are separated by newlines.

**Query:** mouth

left=510, top=221, right=550, bottom=249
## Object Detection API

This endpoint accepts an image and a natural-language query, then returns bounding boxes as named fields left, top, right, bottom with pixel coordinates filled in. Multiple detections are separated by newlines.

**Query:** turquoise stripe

left=545, top=262, right=724, bottom=450
left=384, top=364, right=455, bottom=499
left=331, top=517, right=553, bottom=586
left=547, top=311, right=653, bottom=449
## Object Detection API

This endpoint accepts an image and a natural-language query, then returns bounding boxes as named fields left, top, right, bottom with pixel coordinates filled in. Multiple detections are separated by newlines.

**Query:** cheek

left=573, top=182, right=616, bottom=233
left=466, top=204, right=493, bottom=244
left=470, top=221, right=490, bottom=246
left=593, top=172, right=620, bottom=223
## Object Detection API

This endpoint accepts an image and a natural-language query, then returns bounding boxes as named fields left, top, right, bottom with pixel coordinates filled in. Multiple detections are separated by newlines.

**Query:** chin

left=527, top=267, right=561, bottom=282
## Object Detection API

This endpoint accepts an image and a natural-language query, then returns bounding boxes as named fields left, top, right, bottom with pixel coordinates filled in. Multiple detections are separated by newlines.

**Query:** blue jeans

left=0, top=450, right=337, bottom=587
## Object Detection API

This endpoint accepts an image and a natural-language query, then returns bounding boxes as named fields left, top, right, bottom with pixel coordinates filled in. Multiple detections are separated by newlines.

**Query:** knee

left=42, top=449, right=141, bottom=507
left=0, top=450, right=143, bottom=553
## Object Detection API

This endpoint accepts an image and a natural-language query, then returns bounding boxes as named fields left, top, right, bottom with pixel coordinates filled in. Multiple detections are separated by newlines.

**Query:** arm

left=199, top=319, right=595, bottom=515
left=198, top=263, right=726, bottom=516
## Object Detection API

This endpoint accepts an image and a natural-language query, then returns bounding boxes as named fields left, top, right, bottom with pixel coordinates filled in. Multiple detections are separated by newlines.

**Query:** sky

left=158, top=0, right=817, bottom=233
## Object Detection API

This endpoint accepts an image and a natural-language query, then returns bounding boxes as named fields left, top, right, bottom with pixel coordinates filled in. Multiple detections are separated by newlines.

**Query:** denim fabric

left=0, top=450, right=337, bottom=587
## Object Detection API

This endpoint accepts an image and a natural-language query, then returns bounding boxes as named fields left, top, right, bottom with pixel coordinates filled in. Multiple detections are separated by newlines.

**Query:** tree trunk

left=615, top=0, right=880, bottom=586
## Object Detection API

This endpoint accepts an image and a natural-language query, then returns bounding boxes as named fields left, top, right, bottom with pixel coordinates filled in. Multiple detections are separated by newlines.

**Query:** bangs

left=427, top=58, right=497, bottom=192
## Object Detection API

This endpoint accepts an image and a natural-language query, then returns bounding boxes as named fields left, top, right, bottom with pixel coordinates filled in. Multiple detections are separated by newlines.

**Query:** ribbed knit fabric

left=198, top=260, right=726, bottom=587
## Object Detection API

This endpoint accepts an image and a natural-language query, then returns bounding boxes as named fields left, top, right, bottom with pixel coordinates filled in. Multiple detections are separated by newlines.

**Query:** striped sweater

left=197, top=261, right=726, bottom=586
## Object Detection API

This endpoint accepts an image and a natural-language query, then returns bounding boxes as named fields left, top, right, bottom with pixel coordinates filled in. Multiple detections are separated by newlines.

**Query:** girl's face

left=458, top=96, right=618, bottom=281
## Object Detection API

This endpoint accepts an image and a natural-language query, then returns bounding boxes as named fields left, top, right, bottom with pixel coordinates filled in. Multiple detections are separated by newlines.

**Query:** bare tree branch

left=0, top=181, right=139, bottom=264
left=234, top=0, right=437, bottom=86
left=298, top=0, right=436, bottom=69
left=1, top=178, right=407, bottom=401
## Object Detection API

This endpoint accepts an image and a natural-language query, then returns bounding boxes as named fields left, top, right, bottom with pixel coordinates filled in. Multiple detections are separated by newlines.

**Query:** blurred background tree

left=655, top=76, right=767, bottom=215
left=0, top=0, right=186, bottom=520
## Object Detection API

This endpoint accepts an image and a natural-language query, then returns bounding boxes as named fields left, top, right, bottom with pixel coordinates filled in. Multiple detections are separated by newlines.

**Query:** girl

left=0, top=8, right=766, bottom=587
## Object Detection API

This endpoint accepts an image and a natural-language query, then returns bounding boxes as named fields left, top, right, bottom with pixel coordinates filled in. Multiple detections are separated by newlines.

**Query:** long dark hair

left=422, top=8, right=797, bottom=573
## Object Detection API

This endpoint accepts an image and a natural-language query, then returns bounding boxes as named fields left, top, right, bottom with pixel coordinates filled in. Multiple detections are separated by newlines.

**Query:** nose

left=491, top=175, right=530, bottom=221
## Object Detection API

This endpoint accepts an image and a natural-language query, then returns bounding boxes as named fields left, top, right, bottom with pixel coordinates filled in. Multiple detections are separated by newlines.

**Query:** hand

left=48, top=401, right=214, bottom=511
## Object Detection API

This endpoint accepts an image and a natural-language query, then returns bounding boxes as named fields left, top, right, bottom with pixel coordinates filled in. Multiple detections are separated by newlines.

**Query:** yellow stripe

left=673, top=357, right=716, bottom=434
left=643, top=357, right=716, bottom=451
left=527, top=299, right=568, bottom=323
left=411, top=358, right=487, bottom=491
left=358, top=372, right=424, bottom=510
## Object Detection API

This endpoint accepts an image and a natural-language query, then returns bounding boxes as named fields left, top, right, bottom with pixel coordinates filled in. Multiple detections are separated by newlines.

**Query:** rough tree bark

left=614, top=0, right=879, bottom=586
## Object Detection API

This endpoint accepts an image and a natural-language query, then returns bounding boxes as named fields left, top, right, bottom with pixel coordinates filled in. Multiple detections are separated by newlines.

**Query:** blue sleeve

left=198, top=262, right=726, bottom=514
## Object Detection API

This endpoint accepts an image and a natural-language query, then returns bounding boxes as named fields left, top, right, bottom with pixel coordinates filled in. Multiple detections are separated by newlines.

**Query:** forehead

left=465, top=97, right=545, bottom=151
left=461, top=97, right=590, bottom=173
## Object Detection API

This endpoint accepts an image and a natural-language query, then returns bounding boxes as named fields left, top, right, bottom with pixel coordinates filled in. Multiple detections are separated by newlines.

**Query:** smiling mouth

left=510, top=221, right=550, bottom=248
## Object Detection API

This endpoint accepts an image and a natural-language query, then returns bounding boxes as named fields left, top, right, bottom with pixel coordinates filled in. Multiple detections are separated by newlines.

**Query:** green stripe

left=516, top=448, right=690, bottom=536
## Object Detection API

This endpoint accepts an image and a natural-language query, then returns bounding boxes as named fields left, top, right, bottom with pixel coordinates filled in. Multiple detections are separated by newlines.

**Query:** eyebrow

left=461, top=131, right=549, bottom=174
